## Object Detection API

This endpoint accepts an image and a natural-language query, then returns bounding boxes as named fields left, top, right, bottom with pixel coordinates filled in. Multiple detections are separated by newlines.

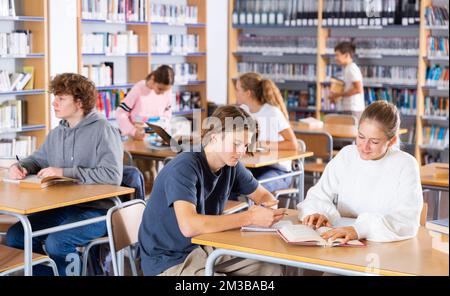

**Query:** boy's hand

left=248, top=205, right=286, bottom=228
left=8, top=164, right=28, bottom=180
left=37, top=167, right=63, bottom=178
left=260, top=199, right=279, bottom=209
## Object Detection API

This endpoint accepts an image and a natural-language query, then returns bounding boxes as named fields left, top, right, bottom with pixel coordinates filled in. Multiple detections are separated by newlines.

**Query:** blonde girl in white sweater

left=297, top=100, right=423, bottom=243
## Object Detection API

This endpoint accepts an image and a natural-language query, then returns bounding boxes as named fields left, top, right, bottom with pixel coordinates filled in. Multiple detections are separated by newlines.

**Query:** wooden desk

left=123, top=140, right=176, bottom=161
left=421, top=163, right=449, bottom=189
left=223, top=200, right=249, bottom=215
left=0, top=183, right=134, bottom=215
left=123, top=140, right=313, bottom=169
left=192, top=210, right=449, bottom=276
left=290, top=121, right=408, bottom=139
left=420, top=163, right=449, bottom=220
left=0, top=182, right=134, bottom=275
left=241, top=150, right=313, bottom=168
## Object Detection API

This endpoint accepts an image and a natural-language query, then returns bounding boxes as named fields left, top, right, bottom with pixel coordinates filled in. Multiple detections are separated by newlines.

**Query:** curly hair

left=49, top=73, right=97, bottom=115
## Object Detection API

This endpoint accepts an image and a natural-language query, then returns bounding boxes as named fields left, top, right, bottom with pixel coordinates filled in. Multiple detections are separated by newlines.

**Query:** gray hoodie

left=20, top=111, right=123, bottom=209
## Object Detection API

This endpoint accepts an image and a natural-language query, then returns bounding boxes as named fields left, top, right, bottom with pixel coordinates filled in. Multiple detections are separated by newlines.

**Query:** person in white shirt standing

left=297, top=100, right=423, bottom=243
left=234, top=72, right=298, bottom=194
left=329, top=41, right=365, bottom=119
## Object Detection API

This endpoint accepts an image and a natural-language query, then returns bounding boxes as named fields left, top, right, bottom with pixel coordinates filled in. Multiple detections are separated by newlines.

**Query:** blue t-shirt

left=138, top=149, right=259, bottom=276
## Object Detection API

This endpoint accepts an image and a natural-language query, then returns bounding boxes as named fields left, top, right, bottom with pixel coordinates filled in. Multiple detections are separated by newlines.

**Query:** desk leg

left=17, top=215, right=33, bottom=276
left=204, top=248, right=377, bottom=276
left=434, top=191, right=442, bottom=220
left=298, top=159, right=305, bottom=204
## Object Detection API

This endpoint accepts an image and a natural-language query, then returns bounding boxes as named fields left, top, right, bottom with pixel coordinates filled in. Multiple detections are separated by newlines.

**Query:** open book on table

left=277, top=224, right=365, bottom=247
left=2, top=175, right=77, bottom=189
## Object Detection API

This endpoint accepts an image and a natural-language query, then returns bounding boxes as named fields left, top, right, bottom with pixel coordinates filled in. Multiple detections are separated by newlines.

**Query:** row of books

left=425, top=5, right=449, bottom=27
left=151, top=63, right=198, bottom=84
left=0, top=31, right=33, bottom=56
left=237, top=35, right=317, bottom=54
left=150, top=4, right=198, bottom=24
left=96, top=89, right=125, bottom=120
left=0, top=68, right=34, bottom=92
left=82, top=31, right=139, bottom=54
left=82, top=0, right=146, bottom=22
left=323, top=0, right=420, bottom=27
left=0, top=136, right=36, bottom=158
left=427, top=37, right=449, bottom=58
left=232, top=0, right=319, bottom=27
left=325, top=37, right=419, bottom=56
left=0, top=100, right=25, bottom=129
left=0, top=0, right=15, bottom=17
left=364, top=88, right=417, bottom=115
left=82, top=62, right=114, bottom=87
left=425, top=66, right=449, bottom=89
left=422, top=126, right=449, bottom=149
left=238, top=62, right=316, bottom=82
left=282, top=88, right=316, bottom=109
left=151, top=34, right=199, bottom=54
left=325, top=64, right=418, bottom=86
left=424, top=96, right=449, bottom=118
left=171, top=91, right=202, bottom=112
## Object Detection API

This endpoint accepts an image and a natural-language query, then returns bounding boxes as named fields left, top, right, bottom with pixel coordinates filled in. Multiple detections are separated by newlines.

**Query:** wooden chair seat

left=0, top=245, right=48, bottom=274
left=0, top=215, right=18, bottom=234
left=304, top=162, right=327, bottom=173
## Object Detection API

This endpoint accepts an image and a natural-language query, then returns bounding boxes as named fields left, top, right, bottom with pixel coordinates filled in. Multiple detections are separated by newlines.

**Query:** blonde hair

left=237, top=72, right=288, bottom=119
left=360, top=101, right=400, bottom=140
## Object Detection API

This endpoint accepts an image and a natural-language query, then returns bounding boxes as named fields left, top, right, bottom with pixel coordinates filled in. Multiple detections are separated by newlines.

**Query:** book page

left=279, top=224, right=326, bottom=244
left=20, top=175, right=44, bottom=184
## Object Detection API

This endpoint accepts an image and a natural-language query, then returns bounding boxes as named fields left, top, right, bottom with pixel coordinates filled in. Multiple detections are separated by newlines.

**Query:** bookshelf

left=76, top=0, right=208, bottom=123
left=227, top=0, right=449, bottom=164
left=417, top=0, right=449, bottom=164
left=0, top=0, right=50, bottom=155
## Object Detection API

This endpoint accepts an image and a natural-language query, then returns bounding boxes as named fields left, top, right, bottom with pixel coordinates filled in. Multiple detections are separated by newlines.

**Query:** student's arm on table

left=173, top=199, right=286, bottom=238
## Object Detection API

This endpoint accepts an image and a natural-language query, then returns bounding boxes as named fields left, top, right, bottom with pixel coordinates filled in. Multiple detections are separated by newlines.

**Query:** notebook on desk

left=2, top=175, right=77, bottom=189
left=241, top=220, right=293, bottom=232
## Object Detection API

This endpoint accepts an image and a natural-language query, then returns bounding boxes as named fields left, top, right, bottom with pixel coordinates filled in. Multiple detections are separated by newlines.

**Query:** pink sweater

left=116, top=80, right=172, bottom=136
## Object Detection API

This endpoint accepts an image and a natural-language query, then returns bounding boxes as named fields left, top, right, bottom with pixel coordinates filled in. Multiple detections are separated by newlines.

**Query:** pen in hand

left=15, top=155, right=25, bottom=175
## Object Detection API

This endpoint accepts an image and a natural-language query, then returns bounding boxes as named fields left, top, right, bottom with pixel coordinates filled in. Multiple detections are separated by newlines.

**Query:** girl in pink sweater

left=117, top=65, right=174, bottom=140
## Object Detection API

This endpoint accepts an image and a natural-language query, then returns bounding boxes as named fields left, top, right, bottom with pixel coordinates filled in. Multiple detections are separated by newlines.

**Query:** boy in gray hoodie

left=6, top=73, right=123, bottom=276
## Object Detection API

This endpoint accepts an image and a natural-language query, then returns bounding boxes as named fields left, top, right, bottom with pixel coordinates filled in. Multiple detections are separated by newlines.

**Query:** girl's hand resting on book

left=37, top=167, right=63, bottom=178
left=248, top=205, right=286, bottom=228
left=8, top=164, right=28, bottom=179
left=302, top=214, right=332, bottom=229
left=321, top=227, right=358, bottom=244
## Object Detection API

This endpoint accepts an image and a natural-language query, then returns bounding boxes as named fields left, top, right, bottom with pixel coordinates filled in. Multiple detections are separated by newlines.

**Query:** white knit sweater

left=297, top=145, right=423, bottom=242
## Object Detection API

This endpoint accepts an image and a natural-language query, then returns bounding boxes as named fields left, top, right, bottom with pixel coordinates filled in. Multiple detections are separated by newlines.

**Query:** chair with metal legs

left=0, top=245, right=58, bottom=276
left=271, top=139, right=307, bottom=208
left=106, top=199, right=146, bottom=276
